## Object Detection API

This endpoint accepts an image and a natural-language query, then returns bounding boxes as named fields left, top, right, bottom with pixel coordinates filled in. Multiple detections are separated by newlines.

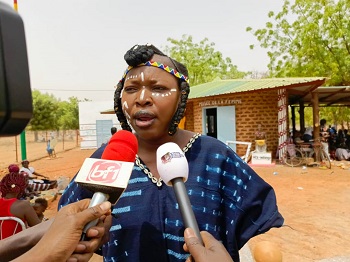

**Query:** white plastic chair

left=226, top=141, right=252, bottom=163
left=0, top=216, right=26, bottom=240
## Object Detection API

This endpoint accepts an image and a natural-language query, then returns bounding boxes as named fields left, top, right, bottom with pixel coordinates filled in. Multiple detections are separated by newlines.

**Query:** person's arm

left=11, top=200, right=41, bottom=227
left=183, top=228, right=233, bottom=262
left=0, top=219, right=54, bottom=261
left=22, top=201, right=42, bottom=226
left=32, top=171, right=49, bottom=179
left=12, top=199, right=111, bottom=262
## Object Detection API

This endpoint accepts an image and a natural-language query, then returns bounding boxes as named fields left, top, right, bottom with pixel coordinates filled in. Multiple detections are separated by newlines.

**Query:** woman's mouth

left=134, top=111, right=156, bottom=128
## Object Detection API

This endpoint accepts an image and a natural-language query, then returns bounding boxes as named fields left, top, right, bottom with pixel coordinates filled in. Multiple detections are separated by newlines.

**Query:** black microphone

left=156, top=142, right=203, bottom=245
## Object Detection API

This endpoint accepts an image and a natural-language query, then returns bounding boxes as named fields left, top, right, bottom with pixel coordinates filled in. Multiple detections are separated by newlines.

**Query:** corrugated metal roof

left=293, top=85, right=350, bottom=106
left=188, top=77, right=326, bottom=99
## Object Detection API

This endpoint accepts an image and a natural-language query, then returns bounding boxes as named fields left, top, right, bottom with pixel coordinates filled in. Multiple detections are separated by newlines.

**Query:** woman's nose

left=136, top=88, right=153, bottom=106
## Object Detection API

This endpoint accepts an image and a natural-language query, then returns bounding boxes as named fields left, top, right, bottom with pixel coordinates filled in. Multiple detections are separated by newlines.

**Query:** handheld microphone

left=75, top=130, right=138, bottom=239
left=156, top=142, right=203, bottom=245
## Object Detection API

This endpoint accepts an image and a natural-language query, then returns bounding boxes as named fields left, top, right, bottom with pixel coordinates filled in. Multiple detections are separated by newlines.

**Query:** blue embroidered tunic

left=59, top=134, right=283, bottom=262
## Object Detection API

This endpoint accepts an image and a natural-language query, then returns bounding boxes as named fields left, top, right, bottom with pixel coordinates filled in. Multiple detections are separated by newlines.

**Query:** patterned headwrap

left=8, top=164, right=20, bottom=173
left=120, top=60, right=189, bottom=84
left=0, top=172, right=28, bottom=198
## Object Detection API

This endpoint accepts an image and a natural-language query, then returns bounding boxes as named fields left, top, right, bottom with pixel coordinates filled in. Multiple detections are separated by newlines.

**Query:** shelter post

left=312, top=92, right=320, bottom=140
left=299, top=100, right=305, bottom=134
left=291, top=106, right=296, bottom=137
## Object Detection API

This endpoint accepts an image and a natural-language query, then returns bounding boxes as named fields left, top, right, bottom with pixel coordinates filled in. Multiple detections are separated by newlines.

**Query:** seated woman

left=335, top=148, right=350, bottom=161
left=19, top=160, right=57, bottom=191
left=0, top=172, right=41, bottom=239
left=302, top=127, right=314, bottom=142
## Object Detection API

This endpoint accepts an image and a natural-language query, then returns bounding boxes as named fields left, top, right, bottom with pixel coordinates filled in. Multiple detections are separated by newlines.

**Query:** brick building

left=99, top=77, right=343, bottom=160
left=184, top=77, right=326, bottom=160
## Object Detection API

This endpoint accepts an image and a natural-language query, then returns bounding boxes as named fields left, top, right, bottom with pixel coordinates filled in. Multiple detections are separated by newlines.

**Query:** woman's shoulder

left=196, top=133, right=228, bottom=146
left=12, top=199, right=31, bottom=208
left=178, top=130, right=232, bottom=154
left=10, top=200, right=32, bottom=218
left=186, top=133, right=232, bottom=153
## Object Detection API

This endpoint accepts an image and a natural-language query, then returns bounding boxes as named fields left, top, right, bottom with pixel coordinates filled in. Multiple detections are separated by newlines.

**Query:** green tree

left=320, top=107, right=350, bottom=129
left=29, top=90, right=59, bottom=140
left=290, top=107, right=313, bottom=129
left=165, top=35, right=247, bottom=86
left=246, top=0, right=350, bottom=86
left=57, top=97, right=79, bottom=130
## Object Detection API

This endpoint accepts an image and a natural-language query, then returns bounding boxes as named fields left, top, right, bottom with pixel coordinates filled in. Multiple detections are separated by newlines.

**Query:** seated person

left=0, top=172, right=41, bottom=239
left=335, top=129, right=346, bottom=149
left=302, top=127, right=313, bottom=142
left=19, top=160, right=57, bottom=191
left=19, top=159, right=48, bottom=180
left=7, top=164, right=38, bottom=200
left=335, top=148, right=350, bottom=161
left=8, top=163, right=20, bottom=173
left=0, top=199, right=111, bottom=262
left=292, top=130, right=303, bottom=143
left=32, top=198, right=48, bottom=222
left=345, top=130, right=350, bottom=149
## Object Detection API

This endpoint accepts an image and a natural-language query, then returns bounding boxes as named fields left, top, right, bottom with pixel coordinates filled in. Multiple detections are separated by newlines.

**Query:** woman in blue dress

left=59, top=44, right=283, bottom=262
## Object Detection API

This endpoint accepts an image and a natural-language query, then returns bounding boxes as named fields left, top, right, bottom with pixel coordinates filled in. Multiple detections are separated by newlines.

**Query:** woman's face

left=121, top=55, right=180, bottom=140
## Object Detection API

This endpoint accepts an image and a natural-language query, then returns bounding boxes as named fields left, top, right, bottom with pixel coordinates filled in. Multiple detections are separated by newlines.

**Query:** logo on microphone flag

left=87, top=160, right=121, bottom=183
left=75, top=158, right=134, bottom=188
left=161, top=151, right=185, bottom=163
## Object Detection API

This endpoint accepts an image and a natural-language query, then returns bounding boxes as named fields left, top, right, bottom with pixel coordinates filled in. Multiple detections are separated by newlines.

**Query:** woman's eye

left=153, top=86, right=167, bottom=92
left=124, top=86, right=138, bottom=93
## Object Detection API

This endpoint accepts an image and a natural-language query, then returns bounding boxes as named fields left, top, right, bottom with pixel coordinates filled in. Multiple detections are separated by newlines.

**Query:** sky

left=2, top=0, right=285, bottom=101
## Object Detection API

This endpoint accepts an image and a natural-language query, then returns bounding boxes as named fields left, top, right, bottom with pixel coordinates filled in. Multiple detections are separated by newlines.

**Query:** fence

left=0, top=130, right=79, bottom=170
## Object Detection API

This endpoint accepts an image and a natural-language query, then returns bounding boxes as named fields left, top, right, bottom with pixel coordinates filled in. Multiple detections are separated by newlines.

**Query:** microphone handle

left=172, top=177, right=203, bottom=245
left=81, top=192, right=109, bottom=240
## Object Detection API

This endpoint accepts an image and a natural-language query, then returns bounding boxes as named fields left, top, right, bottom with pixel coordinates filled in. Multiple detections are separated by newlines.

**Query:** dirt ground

left=1, top=145, right=350, bottom=262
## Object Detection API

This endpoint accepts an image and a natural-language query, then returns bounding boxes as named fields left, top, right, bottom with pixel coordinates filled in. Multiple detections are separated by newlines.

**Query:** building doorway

left=96, top=120, right=113, bottom=147
left=205, top=108, right=217, bottom=138
left=202, top=106, right=236, bottom=146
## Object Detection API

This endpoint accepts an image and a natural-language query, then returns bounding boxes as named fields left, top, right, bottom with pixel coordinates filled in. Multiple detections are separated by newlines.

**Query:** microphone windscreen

left=102, top=130, right=138, bottom=162
left=156, top=142, right=188, bottom=186
left=76, top=130, right=138, bottom=204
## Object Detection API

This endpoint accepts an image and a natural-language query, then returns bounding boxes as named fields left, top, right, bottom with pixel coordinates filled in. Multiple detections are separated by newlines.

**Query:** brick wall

left=184, top=90, right=281, bottom=158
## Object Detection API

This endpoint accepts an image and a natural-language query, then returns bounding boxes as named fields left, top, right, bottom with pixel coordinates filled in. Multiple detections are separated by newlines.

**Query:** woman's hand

left=183, top=228, right=233, bottom=262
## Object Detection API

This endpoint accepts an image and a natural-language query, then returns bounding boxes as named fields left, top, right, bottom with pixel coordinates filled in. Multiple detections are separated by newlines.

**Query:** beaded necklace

left=135, top=133, right=201, bottom=187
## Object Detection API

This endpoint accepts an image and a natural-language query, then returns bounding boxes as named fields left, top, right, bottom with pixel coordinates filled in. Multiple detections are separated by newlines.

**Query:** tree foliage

left=165, top=35, right=247, bottom=86
left=320, top=107, right=350, bottom=129
left=29, top=90, right=59, bottom=131
left=57, top=97, right=79, bottom=130
left=29, top=90, right=80, bottom=133
left=291, top=106, right=350, bottom=131
left=246, top=0, right=350, bottom=86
